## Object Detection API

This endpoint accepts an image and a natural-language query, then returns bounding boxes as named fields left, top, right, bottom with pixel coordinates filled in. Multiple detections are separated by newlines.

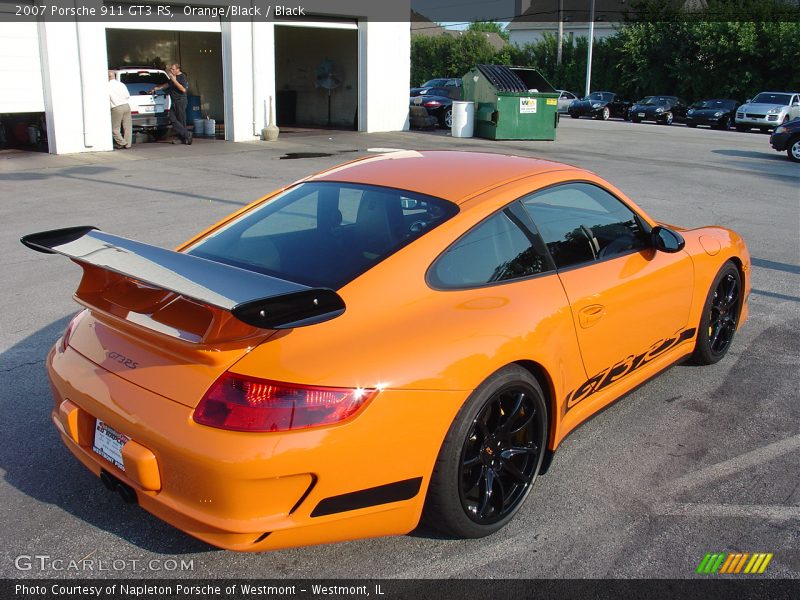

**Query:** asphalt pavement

left=1, top=119, right=798, bottom=580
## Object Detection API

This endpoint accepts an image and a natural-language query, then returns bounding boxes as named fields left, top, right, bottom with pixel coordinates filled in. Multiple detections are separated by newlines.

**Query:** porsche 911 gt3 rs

left=22, top=151, right=750, bottom=551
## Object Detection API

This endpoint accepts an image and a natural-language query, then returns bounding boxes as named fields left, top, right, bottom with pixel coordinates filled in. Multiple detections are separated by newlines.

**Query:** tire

left=662, top=112, right=673, bottom=125
left=687, top=123, right=697, bottom=128
left=631, top=116, right=641, bottom=123
left=691, top=261, right=742, bottom=365
left=442, top=109, right=453, bottom=129
left=788, top=136, right=800, bottom=163
left=714, top=116, right=729, bottom=130
left=423, top=365, right=548, bottom=538
left=570, top=113, right=579, bottom=119
left=735, top=124, right=747, bottom=132
left=597, top=107, right=610, bottom=120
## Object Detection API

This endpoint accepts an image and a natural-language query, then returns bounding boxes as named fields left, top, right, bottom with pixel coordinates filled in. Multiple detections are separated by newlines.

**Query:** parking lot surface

left=1, top=119, right=798, bottom=579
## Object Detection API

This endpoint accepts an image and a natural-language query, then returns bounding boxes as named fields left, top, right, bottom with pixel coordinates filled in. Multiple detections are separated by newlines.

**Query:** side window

left=521, top=183, right=649, bottom=269
left=429, top=210, right=551, bottom=289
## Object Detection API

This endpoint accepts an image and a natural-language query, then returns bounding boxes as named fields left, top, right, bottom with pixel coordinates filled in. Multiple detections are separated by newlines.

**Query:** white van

left=111, top=68, right=172, bottom=136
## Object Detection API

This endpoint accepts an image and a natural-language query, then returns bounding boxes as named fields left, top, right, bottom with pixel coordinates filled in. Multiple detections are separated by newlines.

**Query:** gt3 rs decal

left=564, top=327, right=696, bottom=415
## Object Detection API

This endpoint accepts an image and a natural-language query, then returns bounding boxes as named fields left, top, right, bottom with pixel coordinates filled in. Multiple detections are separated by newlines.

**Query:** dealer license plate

left=638, top=112, right=645, bottom=117
left=93, top=420, right=129, bottom=471
left=142, top=105, right=155, bottom=113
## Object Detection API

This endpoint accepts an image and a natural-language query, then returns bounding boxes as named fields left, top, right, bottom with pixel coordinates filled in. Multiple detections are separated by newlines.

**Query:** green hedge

left=412, top=19, right=800, bottom=102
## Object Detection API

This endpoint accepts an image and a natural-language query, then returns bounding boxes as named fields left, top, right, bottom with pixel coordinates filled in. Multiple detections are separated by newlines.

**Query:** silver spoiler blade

left=21, top=226, right=345, bottom=330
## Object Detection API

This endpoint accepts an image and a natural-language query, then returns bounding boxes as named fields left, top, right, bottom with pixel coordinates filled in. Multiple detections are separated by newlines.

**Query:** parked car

left=735, top=92, right=800, bottom=132
left=22, top=150, right=750, bottom=551
left=410, top=87, right=450, bottom=98
left=567, top=91, right=632, bottom=120
left=685, top=99, right=740, bottom=129
left=411, top=78, right=462, bottom=99
left=111, top=67, right=172, bottom=136
left=630, top=96, right=688, bottom=125
left=411, top=93, right=453, bottom=128
left=769, top=117, right=800, bottom=162
left=556, top=90, right=579, bottom=113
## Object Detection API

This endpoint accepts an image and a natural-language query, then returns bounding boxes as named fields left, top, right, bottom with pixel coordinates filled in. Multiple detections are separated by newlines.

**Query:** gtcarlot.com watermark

left=14, top=554, right=195, bottom=573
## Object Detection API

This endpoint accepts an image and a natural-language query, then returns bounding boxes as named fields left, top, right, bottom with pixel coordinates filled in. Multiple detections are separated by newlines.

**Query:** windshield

left=587, top=92, right=613, bottom=102
left=692, top=99, right=734, bottom=109
left=751, top=93, right=792, bottom=105
left=639, top=97, right=673, bottom=106
left=186, top=182, right=458, bottom=289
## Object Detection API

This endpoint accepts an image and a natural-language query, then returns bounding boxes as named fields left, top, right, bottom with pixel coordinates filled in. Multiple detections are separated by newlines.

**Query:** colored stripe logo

left=696, top=552, right=773, bottom=574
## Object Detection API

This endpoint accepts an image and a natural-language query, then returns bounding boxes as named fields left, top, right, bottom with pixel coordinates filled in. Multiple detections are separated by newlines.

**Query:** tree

left=467, top=21, right=510, bottom=42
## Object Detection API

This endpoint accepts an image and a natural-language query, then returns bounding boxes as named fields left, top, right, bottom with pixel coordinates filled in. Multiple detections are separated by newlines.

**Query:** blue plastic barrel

left=187, top=96, right=202, bottom=124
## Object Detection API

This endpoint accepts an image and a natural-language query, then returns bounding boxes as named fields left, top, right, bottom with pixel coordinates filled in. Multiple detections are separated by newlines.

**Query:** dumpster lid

left=475, top=65, right=556, bottom=94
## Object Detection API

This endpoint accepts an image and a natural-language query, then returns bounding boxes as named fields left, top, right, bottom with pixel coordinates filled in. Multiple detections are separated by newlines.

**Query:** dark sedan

left=410, top=78, right=462, bottom=99
left=686, top=99, right=740, bottom=129
left=410, top=93, right=453, bottom=128
left=769, top=117, right=800, bottom=162
left=630, top=96, right=689, bottom=125
left=568, top=91, right=632, bottom=120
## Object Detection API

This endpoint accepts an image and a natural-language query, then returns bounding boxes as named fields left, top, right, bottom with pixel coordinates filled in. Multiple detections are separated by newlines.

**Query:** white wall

left=38, top=22, right=112, bottom=154
left=361, top=21, right=410, bottom=132
left=0, top=21, right=45, bottom=113
left=509, top=22, right=617, bottom=46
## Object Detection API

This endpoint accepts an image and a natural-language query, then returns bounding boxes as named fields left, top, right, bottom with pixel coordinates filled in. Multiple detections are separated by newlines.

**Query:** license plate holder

left=638, top=112, right=645, bottom=117
left=93, top=420, right=129, bottom=471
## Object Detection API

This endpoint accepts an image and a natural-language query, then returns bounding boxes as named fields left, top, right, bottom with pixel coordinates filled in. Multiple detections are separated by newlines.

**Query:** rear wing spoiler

left=21, top=226, right=345, bottom=330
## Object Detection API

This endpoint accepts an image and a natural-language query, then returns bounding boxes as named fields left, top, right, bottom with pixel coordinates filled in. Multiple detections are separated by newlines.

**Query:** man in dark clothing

left=150, top=63, right=192, bottom=145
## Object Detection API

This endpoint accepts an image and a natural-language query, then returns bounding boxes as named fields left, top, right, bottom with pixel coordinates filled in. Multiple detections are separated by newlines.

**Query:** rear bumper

left=131, top=114, right=170, bottom=131
left=47, top=345, right=463, bottom=551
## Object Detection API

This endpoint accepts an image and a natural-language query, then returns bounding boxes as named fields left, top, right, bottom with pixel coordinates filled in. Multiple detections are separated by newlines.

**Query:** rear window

left=186, top=182, right=458, bottom=289
left=120, top=71, right=169, bottom=95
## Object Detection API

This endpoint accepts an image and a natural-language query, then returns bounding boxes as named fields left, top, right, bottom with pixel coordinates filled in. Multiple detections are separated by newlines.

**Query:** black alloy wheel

left=423, top=366, right=547, bottom=538
left=459, top=386, right=541, bottom=525
left=692, top=262, right=742, bottom=365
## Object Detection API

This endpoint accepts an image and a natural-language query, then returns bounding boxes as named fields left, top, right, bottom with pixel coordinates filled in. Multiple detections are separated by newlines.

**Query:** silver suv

left=111, top=68, right=172, bottom=136
left=735, top=91, right=800, bottom=132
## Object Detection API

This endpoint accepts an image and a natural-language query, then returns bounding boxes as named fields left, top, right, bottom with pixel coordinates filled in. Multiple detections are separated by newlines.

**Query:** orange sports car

left=22, top=151, right=749, bottom=551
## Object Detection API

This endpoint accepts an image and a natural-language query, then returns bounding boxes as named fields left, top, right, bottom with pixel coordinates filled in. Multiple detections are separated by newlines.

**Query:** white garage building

left=0, top=1, right=411, bottom=154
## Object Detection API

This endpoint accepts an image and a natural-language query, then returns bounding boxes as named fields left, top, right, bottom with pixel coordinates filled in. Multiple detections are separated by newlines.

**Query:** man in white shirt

left=108, top=71, right=132, bottom=149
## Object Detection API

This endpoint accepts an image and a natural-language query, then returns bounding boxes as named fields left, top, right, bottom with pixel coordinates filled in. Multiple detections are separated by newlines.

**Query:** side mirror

left=651, top=225, right=685, bottom=253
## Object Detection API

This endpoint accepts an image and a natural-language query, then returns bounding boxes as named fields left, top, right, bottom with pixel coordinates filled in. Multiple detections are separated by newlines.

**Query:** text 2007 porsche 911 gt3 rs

left=22, top=151, right=750, bottom=551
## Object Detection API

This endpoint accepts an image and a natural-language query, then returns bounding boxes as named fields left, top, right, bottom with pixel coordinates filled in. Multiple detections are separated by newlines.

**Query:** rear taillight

left=194, top=374, right=376, bottom=432
left=59, top=310, right=85, bottom=352
left=130, top=110, right=139, bottom=115
left=423, top=100, right=442, bottom=107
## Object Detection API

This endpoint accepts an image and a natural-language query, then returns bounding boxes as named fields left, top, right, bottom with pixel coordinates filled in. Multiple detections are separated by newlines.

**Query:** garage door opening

left=106, top=29, right=224, bottom=141
left=274, top=25, right=358, bottom=130
left=0, top=112, right=48, bottom=153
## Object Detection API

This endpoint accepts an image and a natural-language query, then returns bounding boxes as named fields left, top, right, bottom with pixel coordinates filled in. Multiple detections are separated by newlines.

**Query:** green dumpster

left=462, top=65, right=559, bottom=140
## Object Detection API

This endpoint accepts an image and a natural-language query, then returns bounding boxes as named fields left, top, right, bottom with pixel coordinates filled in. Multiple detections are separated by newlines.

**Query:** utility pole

left=584, top=0, right=595, bottom=98
left=557, top=0, right=564, bottom=65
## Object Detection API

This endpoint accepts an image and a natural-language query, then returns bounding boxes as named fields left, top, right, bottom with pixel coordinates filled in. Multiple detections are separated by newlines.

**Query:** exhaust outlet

left=99, top=469, right=138, bottom=505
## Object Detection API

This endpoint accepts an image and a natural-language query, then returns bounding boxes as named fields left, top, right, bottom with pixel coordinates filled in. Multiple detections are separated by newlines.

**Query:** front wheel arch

left=691, top=260, right=743, bottom=365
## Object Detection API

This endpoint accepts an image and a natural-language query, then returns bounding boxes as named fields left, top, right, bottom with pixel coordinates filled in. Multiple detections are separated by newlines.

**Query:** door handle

left=578, top=304, right=606, bottom=329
